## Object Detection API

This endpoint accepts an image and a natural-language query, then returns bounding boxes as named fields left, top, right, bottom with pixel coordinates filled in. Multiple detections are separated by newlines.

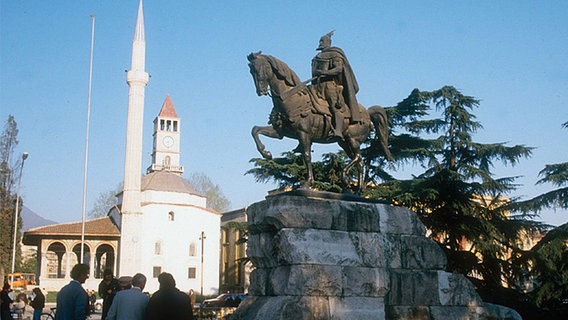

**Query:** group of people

left=55, top=263, right=194, bottom=320
left=0, top=282, right=45, bottom=320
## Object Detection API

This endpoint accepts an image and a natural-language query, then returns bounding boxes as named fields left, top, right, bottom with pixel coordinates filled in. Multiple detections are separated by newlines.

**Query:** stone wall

left=229, top=194, right=521, bottom=320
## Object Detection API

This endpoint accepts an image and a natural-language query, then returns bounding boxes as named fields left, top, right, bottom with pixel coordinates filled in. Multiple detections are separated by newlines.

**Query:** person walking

left=105, top=273, right=149, bottom=320
left=55, top=263, right=90, bottom=320
left=145, top=273, right=193, bottom=320
left=29, top=288, right=45, bottom=320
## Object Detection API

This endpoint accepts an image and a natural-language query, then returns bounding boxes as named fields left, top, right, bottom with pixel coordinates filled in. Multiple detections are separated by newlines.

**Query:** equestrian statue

left=248, top=32, right=392, bottom=193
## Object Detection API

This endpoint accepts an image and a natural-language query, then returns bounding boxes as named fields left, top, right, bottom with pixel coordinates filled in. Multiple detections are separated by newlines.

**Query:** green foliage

left=246, top=151, right=352, bottom=193
left=366, top=86, right=541, bottom=290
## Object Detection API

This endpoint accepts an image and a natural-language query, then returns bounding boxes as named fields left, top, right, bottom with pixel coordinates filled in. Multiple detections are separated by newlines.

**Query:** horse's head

left=248, top=52, right=271, bottom=96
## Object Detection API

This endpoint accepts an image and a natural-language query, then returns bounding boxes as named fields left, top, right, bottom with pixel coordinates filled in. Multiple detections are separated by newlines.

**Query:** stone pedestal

left=229, top=194, right=521, bottom=320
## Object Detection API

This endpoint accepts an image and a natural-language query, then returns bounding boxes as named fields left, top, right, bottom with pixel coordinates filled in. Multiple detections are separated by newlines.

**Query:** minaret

left=119, top=0, right=148, bottom=275
left=148, top=96, right=184, bottom=175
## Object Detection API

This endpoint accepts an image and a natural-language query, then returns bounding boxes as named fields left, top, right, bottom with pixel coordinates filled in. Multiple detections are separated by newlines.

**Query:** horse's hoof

left=262, top=151, right=273, bottom=159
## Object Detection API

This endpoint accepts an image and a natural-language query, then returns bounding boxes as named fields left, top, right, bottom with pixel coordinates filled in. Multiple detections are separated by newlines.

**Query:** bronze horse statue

left=248, top=52, right=391, bottom=192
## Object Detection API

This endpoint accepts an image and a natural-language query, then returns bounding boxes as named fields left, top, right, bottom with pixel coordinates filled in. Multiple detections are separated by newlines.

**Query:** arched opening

left=46, top=242, right=66, bottom=279
left=72, top=243, right=91, bottom=265
left=95, top=244, right=116, bottom=279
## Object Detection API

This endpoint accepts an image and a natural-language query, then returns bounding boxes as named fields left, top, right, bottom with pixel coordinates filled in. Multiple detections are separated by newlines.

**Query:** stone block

left=349, top=232, right=403, bottom=268
left=270, top=265, right=343, bottom=296
left=379, top=205, right=426, bottom=235
left=328, top=297, right=385, bottom=320
left=437, top=271, right=481, bottom=306
left=228, top=295, right=331, bottom=320
left=246, top=232, right=278, bottom=268
left=385, top=305, right=431, bottom=320
left=387, top=270, right=440, bottom=305
left=248, top=268, right=268, bottom=296
left=400, top=235, right=447, bottom=269
left=276, top=228, right=362, bottom=266
left=331, top=201, right=381, bottom=232
left=341, top=266, right=389, bottom=297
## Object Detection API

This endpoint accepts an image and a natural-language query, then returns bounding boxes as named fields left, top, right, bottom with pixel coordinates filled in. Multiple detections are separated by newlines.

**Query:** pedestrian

left=55, top=263, right=90, bottom=320
left=189, top=288, right=196, bottom=307
left=29, top=288, right=45, bottom=320
left=146, top=272, right=193, bottom=320
left=106, top=273, right=149, bottom=320
left=1, top=282, right=14, bottom=320
left=98, top=269, right=119, bottom=320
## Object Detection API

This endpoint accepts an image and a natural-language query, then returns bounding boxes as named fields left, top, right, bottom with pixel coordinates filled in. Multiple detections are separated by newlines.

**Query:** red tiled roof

left=24, top=217, right=120, bottom=237
left=158, top=95, right=178, bottom=118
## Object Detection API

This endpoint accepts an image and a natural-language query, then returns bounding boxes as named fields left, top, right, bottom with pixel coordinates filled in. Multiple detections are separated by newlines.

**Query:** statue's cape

left=320, top=47, right=360, bottom=120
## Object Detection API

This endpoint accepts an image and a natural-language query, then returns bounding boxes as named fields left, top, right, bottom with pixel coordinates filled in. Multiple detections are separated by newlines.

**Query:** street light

left=11, top=152, right=28, bottom=286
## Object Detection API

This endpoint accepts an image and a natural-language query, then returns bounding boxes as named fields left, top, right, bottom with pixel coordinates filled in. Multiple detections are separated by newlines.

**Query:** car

left=201, top=293, right=246, bottom=308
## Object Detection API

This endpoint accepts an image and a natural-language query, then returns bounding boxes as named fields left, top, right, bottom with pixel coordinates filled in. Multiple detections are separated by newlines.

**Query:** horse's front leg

left=342, top=153, right=363, bottom=194
left=251, top=125, right=282, bottom=159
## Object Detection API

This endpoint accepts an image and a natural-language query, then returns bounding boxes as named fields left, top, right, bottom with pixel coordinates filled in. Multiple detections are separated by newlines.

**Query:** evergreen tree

left=366, top=86, right=544, bottom=291
left=514, top=121, right=568, bottom=309
left=0, top=115, right=20, bottom=277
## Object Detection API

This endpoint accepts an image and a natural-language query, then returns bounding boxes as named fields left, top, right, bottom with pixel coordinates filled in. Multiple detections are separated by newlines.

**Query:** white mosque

left=23, top=0, right=221, bottom=295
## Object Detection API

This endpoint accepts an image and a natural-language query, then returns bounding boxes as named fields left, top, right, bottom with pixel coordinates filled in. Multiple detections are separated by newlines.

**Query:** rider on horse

left=311, top=31, right=361, bottom=140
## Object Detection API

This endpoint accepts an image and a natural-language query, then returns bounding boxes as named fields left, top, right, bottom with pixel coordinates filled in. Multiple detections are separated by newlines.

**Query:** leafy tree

left=0, top=115, right=21, bottom=277
left=186, top=172, right=231, bottom=212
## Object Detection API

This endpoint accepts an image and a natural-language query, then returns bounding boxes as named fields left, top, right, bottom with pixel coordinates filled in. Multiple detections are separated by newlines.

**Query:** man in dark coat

left=146, top=272, right=193, bottom=320
left=55, top=263, right=90, bottom=320
left=98, top=269, right=119, bottom=320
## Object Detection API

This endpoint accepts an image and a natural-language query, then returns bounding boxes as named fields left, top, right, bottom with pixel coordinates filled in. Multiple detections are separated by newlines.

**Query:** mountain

left=21, top=206, right=57, bottom=231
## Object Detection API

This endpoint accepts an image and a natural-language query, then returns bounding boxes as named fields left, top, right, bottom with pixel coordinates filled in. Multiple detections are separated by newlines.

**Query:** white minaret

left=119, top=0, right=149, bottom=276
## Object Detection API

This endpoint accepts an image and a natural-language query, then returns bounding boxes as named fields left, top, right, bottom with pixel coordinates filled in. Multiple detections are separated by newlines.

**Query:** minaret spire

left=120, top=0, right=149, bottom=275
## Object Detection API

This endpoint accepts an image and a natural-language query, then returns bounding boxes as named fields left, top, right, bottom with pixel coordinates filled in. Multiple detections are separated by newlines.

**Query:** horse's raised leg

left=251, top=125, right=282, bottom=159
left=339, top=137, right=365, bottom=194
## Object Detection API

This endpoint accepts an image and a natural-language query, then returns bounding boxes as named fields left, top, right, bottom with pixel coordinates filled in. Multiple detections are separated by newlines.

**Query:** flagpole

left=81, top=14, right=95, bottom=263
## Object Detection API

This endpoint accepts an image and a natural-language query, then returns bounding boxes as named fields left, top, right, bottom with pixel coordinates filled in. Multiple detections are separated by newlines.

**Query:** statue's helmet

left=317, top=31, right=334, bottom=50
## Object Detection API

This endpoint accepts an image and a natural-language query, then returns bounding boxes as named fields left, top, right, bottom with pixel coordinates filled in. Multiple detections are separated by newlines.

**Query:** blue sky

left=1, top=1, right=567, bottom=226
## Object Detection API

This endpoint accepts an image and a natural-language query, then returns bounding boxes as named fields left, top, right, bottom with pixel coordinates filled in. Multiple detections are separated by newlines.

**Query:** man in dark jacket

left=146, top=272, right=193, bottom=320
left=98, top=269, right=119, bottom=320
left=55, top=263, right=90, bottom=320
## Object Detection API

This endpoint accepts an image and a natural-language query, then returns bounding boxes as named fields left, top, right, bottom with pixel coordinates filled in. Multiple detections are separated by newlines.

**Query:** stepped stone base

left=229, top=193, right=521, bottom=320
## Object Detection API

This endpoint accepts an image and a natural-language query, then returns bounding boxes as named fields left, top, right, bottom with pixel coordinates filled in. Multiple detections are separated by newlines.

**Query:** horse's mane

left=264, top=55, right=301, bottom=87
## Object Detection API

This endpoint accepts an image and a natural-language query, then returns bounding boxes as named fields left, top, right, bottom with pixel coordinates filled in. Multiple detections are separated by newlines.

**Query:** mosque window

left=153, top=266, right=161, bottom=278
left=188, top=267, right=197, bottom=279
left=189, top=242, right=197, bottom=256
left=154, top=241, right=162, bottom=255
left=168, top=211, right=175, bottom=221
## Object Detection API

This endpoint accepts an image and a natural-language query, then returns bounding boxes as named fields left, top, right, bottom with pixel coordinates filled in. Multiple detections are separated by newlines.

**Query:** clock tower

left=148, top=95, right=184, bottom=174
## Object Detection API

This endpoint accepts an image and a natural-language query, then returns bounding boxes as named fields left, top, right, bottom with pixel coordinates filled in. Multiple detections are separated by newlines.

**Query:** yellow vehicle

left=7, top=273, right=36, bottom=288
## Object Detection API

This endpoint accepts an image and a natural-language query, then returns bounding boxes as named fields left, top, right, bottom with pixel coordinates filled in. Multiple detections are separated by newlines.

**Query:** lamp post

left=199, top=231, right=206, bottom=298
left=10, top=152, right=28, bottom=286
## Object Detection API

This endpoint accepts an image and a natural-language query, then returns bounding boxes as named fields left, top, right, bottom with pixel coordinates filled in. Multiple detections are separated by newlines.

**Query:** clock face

left=163, top=136, right=174, bottom=148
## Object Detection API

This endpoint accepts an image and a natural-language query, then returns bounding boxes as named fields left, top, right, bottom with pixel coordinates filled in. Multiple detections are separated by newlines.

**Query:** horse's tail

left=368, top=105, right=393, bottom=161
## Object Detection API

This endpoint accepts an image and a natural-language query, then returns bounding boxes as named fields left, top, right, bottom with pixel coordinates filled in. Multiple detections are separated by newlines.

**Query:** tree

left=247, top=151, right=349, bottom=193
left=514, top=121, right=568, bottom=310
left=186, top=172, right=231, bottom=212
left=366, top=86, right=544, bottom=292
left=88, top=183, right=122, bottom=218
left=248, top=86, right=545, bottom=291
left=0, top=115, right=20, bottom=277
